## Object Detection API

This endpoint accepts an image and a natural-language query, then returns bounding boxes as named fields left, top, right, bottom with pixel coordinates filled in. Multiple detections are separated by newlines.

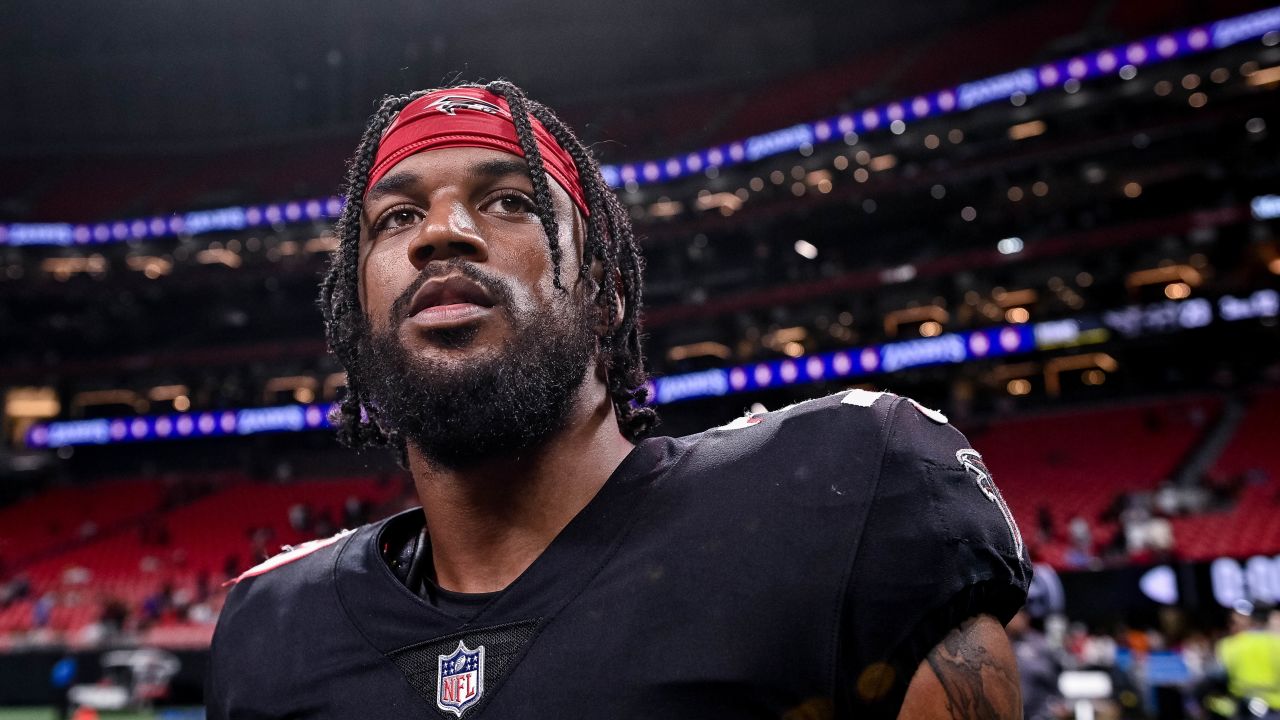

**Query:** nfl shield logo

left=437, top=641, right=485, bottom=716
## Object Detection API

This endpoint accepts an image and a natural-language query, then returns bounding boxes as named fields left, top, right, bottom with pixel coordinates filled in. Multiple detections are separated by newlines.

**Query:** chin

left=401, top=318, right=507, bottom=354
left=419, top=324, right=483, bottom=350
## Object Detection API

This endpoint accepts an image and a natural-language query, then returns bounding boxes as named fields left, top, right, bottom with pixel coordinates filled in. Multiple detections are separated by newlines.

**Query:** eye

left=372, top=207, right=422, bottom=236
left=483, top=192, right=536, bottom=216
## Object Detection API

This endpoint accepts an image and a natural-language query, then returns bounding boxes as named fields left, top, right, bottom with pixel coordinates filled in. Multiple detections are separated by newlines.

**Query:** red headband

left=365, top=87, right=589, bottom=217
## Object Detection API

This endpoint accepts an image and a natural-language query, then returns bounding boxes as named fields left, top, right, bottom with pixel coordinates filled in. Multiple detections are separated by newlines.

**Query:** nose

left=406, top=199, right=489, bottom=270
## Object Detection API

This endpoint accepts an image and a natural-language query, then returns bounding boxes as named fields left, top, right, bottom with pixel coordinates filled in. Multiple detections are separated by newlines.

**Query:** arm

left=898, top=615, right=1023, bottom=720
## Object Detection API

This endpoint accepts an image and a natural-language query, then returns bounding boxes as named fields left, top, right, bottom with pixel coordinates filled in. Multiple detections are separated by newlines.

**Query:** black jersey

left=208, top=390, right=1030, bottom=719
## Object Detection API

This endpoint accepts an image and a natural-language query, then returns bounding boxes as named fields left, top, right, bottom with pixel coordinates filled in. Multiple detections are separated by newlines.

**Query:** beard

left=353, top=261, right=598, bottom=470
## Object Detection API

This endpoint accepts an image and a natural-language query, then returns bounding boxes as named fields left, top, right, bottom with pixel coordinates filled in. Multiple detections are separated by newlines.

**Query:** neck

left=406, top=377, right=634, bottom=594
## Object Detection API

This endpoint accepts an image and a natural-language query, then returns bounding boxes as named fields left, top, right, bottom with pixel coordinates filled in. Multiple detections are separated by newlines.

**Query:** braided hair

left=318, top=81, right=657, bottom=457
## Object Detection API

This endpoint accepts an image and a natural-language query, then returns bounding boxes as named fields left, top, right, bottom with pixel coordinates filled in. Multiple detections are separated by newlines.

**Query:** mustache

left=388, top=259, right=517, bottom=325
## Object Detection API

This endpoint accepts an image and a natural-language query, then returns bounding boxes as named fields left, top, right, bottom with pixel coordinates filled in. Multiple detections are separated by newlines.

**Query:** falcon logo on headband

left=427, top=95, right=506, bottom=118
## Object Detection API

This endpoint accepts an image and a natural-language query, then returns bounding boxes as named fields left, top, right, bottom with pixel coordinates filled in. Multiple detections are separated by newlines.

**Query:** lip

left=405, top=302, right=493, bottom=330
left=407, top=274, right=495, bottom=316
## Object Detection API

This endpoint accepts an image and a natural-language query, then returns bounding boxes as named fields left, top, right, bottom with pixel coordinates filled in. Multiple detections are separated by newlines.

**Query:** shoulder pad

left=709, top=389, right=900, bottom=433
left=223, top=529, right=354, bottom=587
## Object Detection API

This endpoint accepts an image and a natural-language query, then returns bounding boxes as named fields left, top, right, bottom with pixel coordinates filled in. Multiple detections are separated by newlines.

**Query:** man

left=1005, top=610, right=1064, bottom=720
left=208, top=81, right=1031, bottom=719
left=1217, top=604, right=1280, bottom=718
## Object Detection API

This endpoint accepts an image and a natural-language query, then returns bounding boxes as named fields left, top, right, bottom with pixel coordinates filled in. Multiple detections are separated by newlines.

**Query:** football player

left=208, top=81, right=1031, bottom=719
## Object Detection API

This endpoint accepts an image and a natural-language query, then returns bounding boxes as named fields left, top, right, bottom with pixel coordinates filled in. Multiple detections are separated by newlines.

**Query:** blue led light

left=1212, top=7, right=1280, bottom=47
left=7, top=224, right=74, bottom=246
left=25, top=403, right=342, bottom=449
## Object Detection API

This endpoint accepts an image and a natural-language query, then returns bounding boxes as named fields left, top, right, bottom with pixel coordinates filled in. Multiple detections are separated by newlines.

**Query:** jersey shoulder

left=687, top=388, right=949, bottom=468
left=213, top=522, right=372, bottom=649
left=226, top=528, right=356, bottom=587
left=662, top=389, right=948, bottom=514
left=679, top=387, right=1027, bottom=581
left=209, top=521, right=382, bottom=713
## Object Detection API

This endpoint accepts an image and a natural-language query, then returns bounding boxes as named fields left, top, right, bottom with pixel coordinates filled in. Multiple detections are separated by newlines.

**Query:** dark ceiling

left=1, top=0, right=1028, bottom=154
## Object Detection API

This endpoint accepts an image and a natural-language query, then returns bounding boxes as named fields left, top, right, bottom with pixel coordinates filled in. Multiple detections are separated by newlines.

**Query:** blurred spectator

left=1081, top=630, right=1118, bottom=668
left=313, top=509, right=335, bottom=538
left=248, top=526, right=274, bottom=560
left=1065, top=516, right=1096, bottom=568
left=1036, top=505, right=1055, bottom=544
left=195, top=571, right=212, bottom=604
left=1216, top=604, right=1280, bottom=718
left=140, top=584, right=174, bottom=624
left=1069, top=516, right=1091, bottom=550
left=1007, top=610, right=1066, bottom=720
left=343, top=495, right=369, bottom=528
left=288, top=502, right=313, bottom=532
left=1145, top=516, right=1174, bottom=556
left=1155, top=482, right=1180, bottom=516
left=222, top=553, right=240, bottom=579
left=33, top=592, right=54, bottom=628
left=0, top=572, right=32, bottom=608
left=1182, top=631, right=1215, bottom=682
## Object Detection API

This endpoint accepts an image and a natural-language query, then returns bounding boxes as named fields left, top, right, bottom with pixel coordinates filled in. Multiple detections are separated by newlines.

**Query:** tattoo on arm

left=921, top=616, right=1022, bottom=720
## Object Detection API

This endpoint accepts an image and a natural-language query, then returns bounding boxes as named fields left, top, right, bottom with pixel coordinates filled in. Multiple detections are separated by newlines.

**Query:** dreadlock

left=318, top=81, right=657, bottom=460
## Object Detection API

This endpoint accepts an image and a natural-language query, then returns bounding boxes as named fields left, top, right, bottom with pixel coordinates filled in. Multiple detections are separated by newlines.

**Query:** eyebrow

left=469, top=157, right=530, bottom=182
left=364, top=171, right=420, bottom=206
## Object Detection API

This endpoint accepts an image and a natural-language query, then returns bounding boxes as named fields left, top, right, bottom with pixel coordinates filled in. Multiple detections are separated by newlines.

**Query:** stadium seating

left=971, top=395, right=1223, bottom=568
left=8, top=389, right=1280, bottom=640
left=0, top=475, right=403, bottom=639
left=1210, top=386, right=1280, bottom=481
left=0, top=478, right=166, bottom=570
left=1169, top=387, right=1280, bottom=561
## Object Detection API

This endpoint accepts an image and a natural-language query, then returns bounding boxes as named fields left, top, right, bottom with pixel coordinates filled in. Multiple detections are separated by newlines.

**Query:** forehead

left=370, top=146, right=529, bottom=193
left=363, top=146, right=577, bottom=215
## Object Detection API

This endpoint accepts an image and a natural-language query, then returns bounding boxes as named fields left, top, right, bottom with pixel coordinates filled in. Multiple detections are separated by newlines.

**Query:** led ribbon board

left=26, top=403, right=338, bottom=449
left=648, top=325, right=1035, bottom=405
left=4, top=7, right=1279, bottom=246
left=600, top=6, right=1280, bottom=187
left=0, top=197, right=344, bottom=247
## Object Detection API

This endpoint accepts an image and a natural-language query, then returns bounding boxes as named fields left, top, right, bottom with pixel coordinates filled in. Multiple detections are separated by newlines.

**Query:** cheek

left=359, top=243, right=411, bottom=330
left=495, top=246, right=553, bottom=312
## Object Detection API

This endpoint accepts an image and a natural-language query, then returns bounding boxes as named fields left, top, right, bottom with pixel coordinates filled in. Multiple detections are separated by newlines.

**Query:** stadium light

left=997, top=237, right=1024, bottom=255
left=1008, top=120, right=1047, bottom=140
left=1247, top=65, right=1280, bottom=86
left=1252, top=194, right=1280, bottom=219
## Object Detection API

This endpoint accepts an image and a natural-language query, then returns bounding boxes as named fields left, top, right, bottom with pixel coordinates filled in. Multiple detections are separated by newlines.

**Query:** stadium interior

left=2, top=0, right=1280, bottom=716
